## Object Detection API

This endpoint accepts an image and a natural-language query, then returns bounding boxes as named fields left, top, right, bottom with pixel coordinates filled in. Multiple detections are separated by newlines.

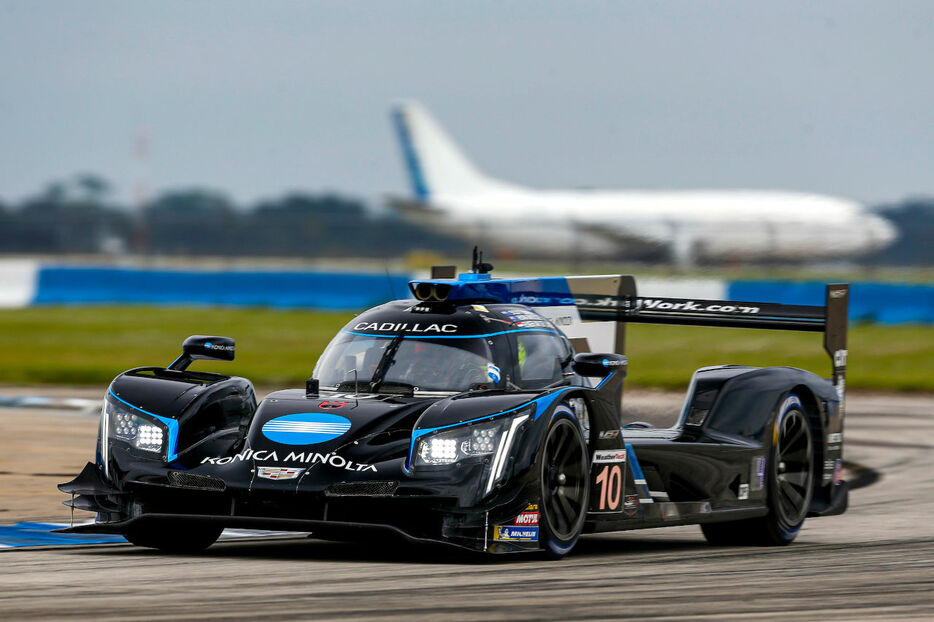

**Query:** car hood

left=188, top=388, right=545, bottom=490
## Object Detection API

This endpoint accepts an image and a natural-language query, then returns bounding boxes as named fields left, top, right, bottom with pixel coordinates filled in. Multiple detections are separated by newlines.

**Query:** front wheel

left=702, top=393, right=815, bottom=546
left=539, top=408, right=590, bottom=558
left=125, top=521, right=223, bottom=553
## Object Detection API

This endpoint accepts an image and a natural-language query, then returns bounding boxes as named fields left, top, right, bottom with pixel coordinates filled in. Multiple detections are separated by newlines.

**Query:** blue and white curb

left=0, top=522, right=304, bottom=549
left=0, top=395, right=101, bottom=413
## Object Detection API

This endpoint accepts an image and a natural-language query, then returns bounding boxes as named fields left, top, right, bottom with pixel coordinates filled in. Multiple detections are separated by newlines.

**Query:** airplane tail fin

left=391, top=101, right=516, bottom=200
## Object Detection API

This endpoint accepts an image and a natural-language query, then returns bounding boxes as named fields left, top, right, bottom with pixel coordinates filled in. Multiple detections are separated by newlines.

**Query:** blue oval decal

left=261, top=413, right=352, bottom=446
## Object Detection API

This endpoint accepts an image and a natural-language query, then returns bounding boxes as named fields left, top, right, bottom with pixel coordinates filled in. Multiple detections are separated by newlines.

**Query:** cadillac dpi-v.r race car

left=60, top=261, right=850, bottom=557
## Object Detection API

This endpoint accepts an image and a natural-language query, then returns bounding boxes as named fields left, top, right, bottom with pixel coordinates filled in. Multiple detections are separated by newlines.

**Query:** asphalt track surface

left=1, top=390, right=933, bottom=620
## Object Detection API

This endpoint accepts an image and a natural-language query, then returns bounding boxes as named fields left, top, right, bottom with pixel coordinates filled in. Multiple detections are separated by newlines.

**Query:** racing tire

left=539, top=407, right=590, bottom=558
left=124, top=521, right=223, bottom=553
left=701, top=393, right=815, bottom=546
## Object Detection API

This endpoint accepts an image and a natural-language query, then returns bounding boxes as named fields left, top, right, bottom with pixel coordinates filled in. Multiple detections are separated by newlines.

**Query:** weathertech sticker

left=593, top=449, right=626, bottom=463
left=493, top=525, right=539, bottom=541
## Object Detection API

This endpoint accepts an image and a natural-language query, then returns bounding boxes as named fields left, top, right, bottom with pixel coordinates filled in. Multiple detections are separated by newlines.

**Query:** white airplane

left=389, top=101, right=898, bottom=265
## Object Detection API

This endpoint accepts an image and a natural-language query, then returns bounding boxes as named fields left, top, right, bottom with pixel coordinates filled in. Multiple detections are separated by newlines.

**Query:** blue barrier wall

left=33, top=266, right=411, bottom=311
left=729, top=281, right=934, bottom=324
left=17, top=264, right=934, bottom=323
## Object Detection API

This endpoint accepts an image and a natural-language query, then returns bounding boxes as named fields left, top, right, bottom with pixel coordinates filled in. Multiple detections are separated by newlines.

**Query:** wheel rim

left=774, top=408, right=814, bottom=527
left=541, top=418, right=588, bottom=541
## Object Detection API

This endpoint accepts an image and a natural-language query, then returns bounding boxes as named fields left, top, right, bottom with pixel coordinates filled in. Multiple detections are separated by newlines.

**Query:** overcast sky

left=1, top=1, right=932, bottom=208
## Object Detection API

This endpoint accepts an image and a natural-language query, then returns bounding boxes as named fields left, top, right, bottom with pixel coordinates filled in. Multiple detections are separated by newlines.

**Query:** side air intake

left=167, top=471, right=227, bottom=491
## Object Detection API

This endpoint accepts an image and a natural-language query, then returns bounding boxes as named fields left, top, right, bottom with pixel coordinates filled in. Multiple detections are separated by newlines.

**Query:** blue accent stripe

left=625, top=444, right=645, bottom=482
left=342, top=328, right=560, bottom=339
left=625, top=443, right=652, bottom=502
left=108, top=389, right=179, bottom=462
left=533, top=390, right=567, bottom=421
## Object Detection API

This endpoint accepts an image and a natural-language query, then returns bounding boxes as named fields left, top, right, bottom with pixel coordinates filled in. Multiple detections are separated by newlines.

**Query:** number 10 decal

left=595, top=464, right=623, bottom=511
left=591, top=449, right=627, bottom=513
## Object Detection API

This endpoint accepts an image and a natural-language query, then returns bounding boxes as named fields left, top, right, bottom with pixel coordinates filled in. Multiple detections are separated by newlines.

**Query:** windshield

left=314, top=333, right=497, bottom=393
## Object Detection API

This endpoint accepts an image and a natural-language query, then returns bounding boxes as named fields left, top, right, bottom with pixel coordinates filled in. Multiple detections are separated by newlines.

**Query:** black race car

left=59, top=259, right=849, bottom=557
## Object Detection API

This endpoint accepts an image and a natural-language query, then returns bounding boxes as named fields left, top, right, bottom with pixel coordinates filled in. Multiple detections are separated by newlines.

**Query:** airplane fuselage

left=426, top=188, right=896, bottom=262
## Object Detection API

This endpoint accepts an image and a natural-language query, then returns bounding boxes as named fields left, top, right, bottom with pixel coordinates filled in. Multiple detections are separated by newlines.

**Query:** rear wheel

left=125, top=521, right=223, bottom=553
left=701, top=394, right=815, bottom=546
left=539, top=408, right=589, bottom=558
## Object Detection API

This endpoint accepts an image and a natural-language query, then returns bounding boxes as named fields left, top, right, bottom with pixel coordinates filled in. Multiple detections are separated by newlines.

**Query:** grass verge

left=0, top=306, right=932, bottom=392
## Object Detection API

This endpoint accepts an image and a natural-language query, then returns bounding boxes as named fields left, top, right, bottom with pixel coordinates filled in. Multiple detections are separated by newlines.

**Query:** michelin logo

left=493, top=525, right=539, bottom=541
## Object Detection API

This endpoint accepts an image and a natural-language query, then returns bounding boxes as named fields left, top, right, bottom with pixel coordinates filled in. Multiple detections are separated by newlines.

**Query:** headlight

left=415, top=418, right=507, bottom=466
left=412, top=406, right=533, bottom=494
left=104, top=392, right=178, bottom=461
left=111, top=408, right=164, bottom=452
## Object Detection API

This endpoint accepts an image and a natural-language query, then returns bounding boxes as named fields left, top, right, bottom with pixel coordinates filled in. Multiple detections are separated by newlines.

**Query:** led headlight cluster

left=107, top=401, right=167, bottom=454
left=413, top=406, right=533, bottom=478
left=420, top=437, right=459, bottom=464
left=136, top=424, right=164, bottom=452
left=416, top=418, right=507, bottom=466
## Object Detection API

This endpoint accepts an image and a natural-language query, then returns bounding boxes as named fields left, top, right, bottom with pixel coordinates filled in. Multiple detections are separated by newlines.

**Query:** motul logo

left=514, top=511, right=539, bottom=525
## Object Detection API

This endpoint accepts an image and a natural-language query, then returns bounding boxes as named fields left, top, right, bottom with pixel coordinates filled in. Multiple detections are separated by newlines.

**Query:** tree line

left=0, top=175, right=465, bottom=258
left=875, top=198, right=934, bottom=266
left=1, top=174, right=933, bottom=265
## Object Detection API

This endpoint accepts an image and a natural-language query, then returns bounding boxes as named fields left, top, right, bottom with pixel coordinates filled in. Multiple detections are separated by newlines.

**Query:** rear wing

left=598, top=280, right=847, bottom=399
left=417, top=269, right=848, bottom=397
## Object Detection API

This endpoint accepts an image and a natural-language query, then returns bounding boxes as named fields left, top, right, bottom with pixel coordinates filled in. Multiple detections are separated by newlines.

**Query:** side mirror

left=168, top=335, right=235, bottom=371
left=572, top=353, right=628, bottom=378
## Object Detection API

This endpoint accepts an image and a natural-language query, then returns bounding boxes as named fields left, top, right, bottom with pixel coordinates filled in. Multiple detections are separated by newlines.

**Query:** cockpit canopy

left=313, top=301, right=579, bottom=395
